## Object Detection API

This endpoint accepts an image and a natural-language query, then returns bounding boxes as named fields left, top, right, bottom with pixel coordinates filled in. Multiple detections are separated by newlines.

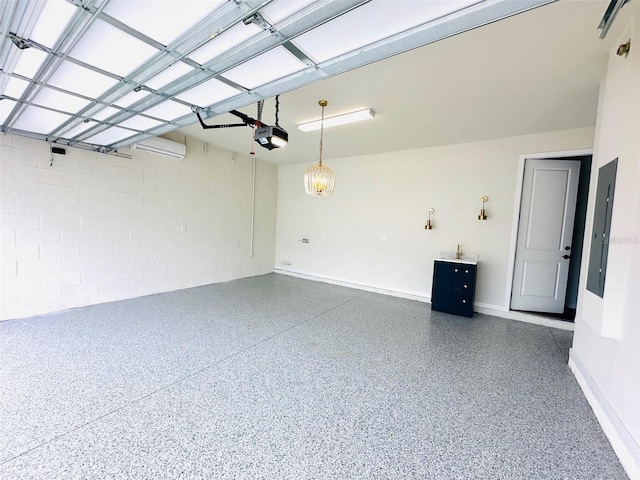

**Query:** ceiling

left=0, top=0, right=629, bottom=165
left=182, top=0, right=630, bottom=165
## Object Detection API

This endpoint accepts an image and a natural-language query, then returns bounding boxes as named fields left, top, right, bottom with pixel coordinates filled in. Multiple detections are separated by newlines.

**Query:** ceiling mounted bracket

left=8, top=32, right=30, bottom=50
left=242, top=12, right=272, bottom=31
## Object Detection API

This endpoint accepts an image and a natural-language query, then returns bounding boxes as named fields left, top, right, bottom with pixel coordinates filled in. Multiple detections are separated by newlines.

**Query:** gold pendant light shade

left=304, top=163, right=335, bottom=196
left=304, top=100, right=335, bottom=197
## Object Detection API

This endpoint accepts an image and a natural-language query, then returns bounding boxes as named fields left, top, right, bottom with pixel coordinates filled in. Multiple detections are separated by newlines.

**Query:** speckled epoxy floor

left=0, top=274, right=627, bottom=479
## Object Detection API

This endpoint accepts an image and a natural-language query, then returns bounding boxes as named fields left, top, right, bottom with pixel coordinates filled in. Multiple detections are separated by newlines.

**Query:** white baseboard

left=569, top=350, right=640, bottom=480
left=274, top=268, right=574, bottom=331
left=274, top=267, right=430, bottom=303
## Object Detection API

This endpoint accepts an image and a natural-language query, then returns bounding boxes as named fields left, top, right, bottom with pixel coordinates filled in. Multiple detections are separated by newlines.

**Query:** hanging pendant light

left=304, top=100, right=335, bottom=196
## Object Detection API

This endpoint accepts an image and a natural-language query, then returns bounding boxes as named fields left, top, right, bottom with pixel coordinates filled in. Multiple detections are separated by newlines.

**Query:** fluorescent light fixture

left=298, top=108, right=374, bottom=132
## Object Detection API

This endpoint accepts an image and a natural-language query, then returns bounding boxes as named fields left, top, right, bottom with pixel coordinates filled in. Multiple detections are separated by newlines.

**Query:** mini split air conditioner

left=131, top=136, right=186, bottom=159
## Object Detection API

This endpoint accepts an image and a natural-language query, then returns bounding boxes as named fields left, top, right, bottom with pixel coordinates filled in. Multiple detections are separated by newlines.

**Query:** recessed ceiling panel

left=145, top=61, right=194, bottom=90
left=69, top=19, right=159, bottom=78
left=188, top=23, right=262, bottom=65
left=12, top=105, right=72, bottom=134
left=261, top=0, right=316, bottom=24
left=85, top=126, right=136, bottom=145
left=12, top=47, right=49, bottom=79
left=175, top=77, right=240, bottom=107
left=222, top=47, right=306, bottom=89
left=32, top=87, right=91, bottom=114
left=0, top=99, right=18, bottom=124
left=46, top=61, right=119, bottom=98
left=104, top=0, right=226, bottom=46
left=118, top=115, right=165, bottom=131
left=29, top=0, right=78, bottom=49
left=293, top=0, right=479, bottom=63
left=143, top=100, right=193, bottom=121
left=2, top=76, right=31, bottom=100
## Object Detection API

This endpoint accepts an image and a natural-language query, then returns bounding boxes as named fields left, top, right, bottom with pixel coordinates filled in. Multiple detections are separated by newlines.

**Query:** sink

left=437, top=252, right=479, bottom=265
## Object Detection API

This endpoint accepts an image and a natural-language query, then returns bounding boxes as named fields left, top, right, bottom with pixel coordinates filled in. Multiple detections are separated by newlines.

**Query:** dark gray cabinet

left=587, top=158, right=617, bottom=297
left=431, top=260, right=477, bottom=317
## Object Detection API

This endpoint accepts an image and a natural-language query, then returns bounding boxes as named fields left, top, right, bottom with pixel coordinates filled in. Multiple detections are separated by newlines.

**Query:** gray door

left=511, top=159, right=581, bottom=313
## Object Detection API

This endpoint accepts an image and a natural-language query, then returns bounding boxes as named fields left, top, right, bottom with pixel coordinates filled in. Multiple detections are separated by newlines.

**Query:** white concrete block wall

left=0, top=134, right=277, bottom=320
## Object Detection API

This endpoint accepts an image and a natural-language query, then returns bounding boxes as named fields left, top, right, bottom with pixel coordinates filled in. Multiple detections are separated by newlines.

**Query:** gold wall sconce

left=425, top=208, right=435, bottom=229
left=617, top=39, right=631, bottom=57
left=478, top=196, right=488, bottom=220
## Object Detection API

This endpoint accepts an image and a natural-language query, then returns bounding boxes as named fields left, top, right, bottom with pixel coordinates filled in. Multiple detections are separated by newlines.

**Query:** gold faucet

left=456, top=244, right=463, bottom=259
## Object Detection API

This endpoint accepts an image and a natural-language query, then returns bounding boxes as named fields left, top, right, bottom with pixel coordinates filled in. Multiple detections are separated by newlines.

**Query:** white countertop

left=435, top=252, right=479, bottom=265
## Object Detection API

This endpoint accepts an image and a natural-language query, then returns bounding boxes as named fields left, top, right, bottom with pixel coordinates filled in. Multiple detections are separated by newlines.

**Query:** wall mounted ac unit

left=131, top=136, right=186, bottom=159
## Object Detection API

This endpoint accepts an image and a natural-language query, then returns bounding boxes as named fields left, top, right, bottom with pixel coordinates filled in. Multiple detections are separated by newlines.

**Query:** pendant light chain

left=249, top=124, right=255, bottom=156
left=318, top=102, right=325, bottom=166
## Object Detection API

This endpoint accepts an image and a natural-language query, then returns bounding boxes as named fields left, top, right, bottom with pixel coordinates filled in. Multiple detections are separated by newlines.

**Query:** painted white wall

left=571, top=7, right=640, bottom=478
left=0, top=134, right=277, bottom=320
left=275, top=127, right=594, bottom=310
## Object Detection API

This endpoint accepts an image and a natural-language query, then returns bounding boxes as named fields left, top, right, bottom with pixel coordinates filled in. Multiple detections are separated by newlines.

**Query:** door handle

left=562, top=255, right=570, bottom=259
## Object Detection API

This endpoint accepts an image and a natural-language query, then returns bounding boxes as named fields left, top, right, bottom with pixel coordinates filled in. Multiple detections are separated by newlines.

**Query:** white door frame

left=505, top=148, right=593, bottom=312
